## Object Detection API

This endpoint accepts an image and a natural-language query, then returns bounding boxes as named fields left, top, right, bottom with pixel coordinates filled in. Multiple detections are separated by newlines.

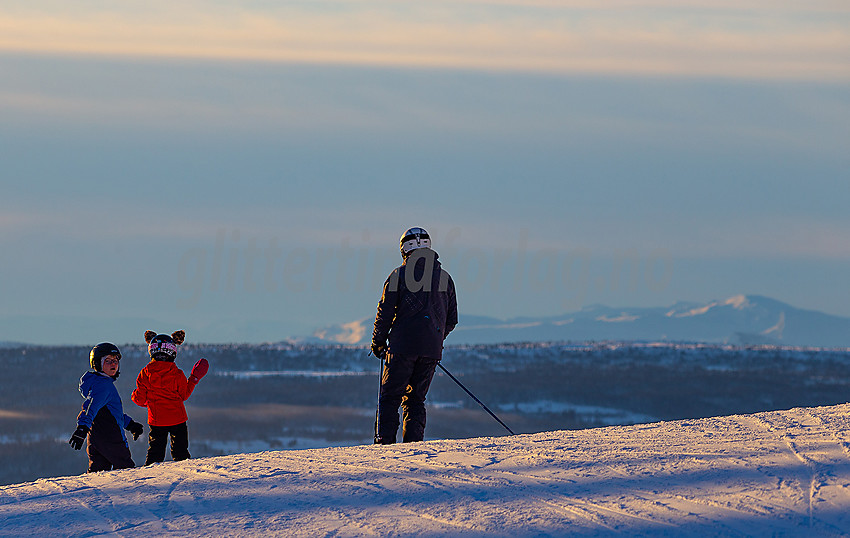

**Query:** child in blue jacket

left=68, top=343, right=144, bottom=472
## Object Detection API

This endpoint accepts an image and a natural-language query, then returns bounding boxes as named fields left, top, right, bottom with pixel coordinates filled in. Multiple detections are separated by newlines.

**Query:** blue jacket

left=77, top=371, right=133, bottom=445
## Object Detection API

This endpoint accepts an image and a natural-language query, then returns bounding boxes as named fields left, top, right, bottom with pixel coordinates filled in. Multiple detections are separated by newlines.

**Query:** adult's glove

left=127, top=420, right=144, bottom=441
left=371, top=343, right=386, bottom=360
left=189, top=358, right=209, bottom=384
left=68, top=425, right=90, bottom=450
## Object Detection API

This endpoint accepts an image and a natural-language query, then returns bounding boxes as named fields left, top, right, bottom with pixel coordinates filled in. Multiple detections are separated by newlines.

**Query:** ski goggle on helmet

left=148, top=334, right=179, bottom=360
left=399, top=227, right=431, bottom=256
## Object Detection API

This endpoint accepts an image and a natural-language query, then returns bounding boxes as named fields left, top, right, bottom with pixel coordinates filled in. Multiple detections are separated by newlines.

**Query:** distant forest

left=2, top=342, right=850, bottom=486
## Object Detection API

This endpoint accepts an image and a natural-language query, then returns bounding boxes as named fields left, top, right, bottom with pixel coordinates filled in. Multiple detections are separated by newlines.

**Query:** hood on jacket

left=79, top=370, right=113, bottom=396
left=140, top=360, right=186, bottom=388
left=144, top=359, right=181, bottom=374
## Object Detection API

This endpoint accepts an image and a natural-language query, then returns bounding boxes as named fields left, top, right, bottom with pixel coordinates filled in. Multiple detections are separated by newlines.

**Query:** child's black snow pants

left=87, top=407, right=135, bottom=472
left=145, top=422, right=190, bottom=465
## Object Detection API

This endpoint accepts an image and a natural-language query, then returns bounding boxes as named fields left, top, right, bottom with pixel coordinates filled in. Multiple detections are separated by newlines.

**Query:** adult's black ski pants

left=376, top=354, right=438, bottom=444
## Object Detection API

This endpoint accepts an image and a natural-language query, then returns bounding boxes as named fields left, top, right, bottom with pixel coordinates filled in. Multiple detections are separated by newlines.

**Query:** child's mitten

left=189, top=358, right=209, bottom=384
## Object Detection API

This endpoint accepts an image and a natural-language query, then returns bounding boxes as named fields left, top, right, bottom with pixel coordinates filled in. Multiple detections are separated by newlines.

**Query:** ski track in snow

left=4, top=405, right=850, bottom=537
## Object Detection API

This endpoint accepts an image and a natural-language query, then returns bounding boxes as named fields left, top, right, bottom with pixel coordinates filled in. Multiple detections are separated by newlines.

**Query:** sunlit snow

left=4, top=404, right=850, bottom=536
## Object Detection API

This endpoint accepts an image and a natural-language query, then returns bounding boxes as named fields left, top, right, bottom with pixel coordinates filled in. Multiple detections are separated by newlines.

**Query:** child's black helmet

left=145, top=330, right=185, bottom=361
left=90, top=342, right=121, bottom=373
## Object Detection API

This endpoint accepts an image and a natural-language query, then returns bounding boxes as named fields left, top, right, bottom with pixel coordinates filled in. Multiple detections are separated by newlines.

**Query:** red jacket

left=132, top=360, right=197, bottom=427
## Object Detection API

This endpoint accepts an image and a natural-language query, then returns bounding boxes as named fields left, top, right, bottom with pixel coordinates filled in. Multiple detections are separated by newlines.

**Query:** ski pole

left=437, top=362, right=515, bottom=436
left=371, top=350, right=385, bottom=443
left=374, top=357, right=384, bottom=443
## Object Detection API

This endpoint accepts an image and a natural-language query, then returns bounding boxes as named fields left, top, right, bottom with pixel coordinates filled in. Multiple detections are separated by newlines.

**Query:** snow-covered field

left=4, top=404, right=850, bottom=536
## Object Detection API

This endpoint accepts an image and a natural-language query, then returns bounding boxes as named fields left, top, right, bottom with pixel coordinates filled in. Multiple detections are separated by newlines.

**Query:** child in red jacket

left=132, top=330, right=209, bottom=465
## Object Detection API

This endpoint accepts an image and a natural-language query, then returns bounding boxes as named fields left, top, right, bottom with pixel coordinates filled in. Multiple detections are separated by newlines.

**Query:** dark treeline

left=2, top=342, right=849, bottom=486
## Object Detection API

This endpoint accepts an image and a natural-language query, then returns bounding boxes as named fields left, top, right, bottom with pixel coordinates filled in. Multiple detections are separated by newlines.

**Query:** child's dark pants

left=145, top=422, right=190, bottom=465
left=87, top=438, right=135, bottom=472
left=87, top=406, right=135, bottom=472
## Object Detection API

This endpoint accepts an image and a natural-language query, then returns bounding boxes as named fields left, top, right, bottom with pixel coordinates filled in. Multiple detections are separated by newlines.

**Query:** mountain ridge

left=309, top=294, right=850, bottom=348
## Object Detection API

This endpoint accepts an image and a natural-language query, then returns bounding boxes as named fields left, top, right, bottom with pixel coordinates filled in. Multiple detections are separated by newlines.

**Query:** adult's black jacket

left=372, top=249, right=458, bottom=360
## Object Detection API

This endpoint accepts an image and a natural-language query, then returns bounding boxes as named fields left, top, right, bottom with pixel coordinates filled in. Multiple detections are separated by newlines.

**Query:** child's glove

left=127, top=420, right=144, bottom=441
left=189, top=358, right=209, bottom=384
left=68, top=425, right=90, bottom=450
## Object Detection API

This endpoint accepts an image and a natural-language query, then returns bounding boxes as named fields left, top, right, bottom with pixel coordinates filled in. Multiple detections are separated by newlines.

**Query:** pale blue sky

left=1, top=1, right=848, bottom=344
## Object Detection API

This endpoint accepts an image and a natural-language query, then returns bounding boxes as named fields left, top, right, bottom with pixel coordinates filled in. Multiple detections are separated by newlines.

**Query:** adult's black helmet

left=90, top=343, right=121, bottom=376
left=399, top=227, right=431, bottom=257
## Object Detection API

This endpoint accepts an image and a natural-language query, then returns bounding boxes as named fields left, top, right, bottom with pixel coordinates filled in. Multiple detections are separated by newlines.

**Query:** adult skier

left=372, top=227, right=458, bottom=444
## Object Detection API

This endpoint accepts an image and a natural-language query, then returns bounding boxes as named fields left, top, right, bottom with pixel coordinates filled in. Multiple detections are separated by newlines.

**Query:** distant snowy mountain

left=309, top=295, right=850, bottom=347
left=5, top=404, right=850, bottom=536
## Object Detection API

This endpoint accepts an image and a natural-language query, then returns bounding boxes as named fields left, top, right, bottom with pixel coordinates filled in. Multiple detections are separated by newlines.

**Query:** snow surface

left=4, top=404, right=850, bottom=537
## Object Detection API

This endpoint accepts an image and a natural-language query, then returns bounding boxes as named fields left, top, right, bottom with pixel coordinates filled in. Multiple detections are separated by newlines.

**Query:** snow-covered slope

left=4, top=404, right=850, bottom=536
left=310, top=295, right=850, bottom=347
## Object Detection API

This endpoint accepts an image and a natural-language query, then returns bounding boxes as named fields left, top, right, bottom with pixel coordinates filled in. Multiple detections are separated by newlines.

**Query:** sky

left=1, top=1, right=849, bottom=344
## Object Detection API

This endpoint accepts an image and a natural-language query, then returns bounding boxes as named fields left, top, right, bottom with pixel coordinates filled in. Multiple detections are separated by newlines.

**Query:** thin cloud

left=0, top=3, right=847, bottom=80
